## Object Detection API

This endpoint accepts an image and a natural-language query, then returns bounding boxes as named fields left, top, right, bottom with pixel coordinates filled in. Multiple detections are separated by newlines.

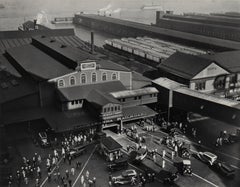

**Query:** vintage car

left=197, top=151, right=217, bottom=165
left=107, top=157, right=128, bottom=172
left=69, top=145, right=87, bottom=158
left=112, top=169, right=137, bottom=185
left=211, top=161, right=235, bottom=178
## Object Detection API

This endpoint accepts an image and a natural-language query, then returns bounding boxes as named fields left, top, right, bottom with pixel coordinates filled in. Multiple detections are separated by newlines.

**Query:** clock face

left=81, top=62, right=96, bottom=70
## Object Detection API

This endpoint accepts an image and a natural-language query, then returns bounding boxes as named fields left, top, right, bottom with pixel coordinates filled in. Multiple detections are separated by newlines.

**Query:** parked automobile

left=112, top=169, right=137, bottom=185
left=107, top=157, right=128, bottom=172
left=121, top=169, right=137, bottom=178
left=112, top=176, right=133, bottom=185
left=69, top=145, right=87, bottom=158
left=211, top=161, right=235, bottom=178
left=182, top=160, right=193, bottom=176
left=163, top=172, right=179, bottom=185
left=38, top=132, right=50, bottom=147
left=197, top=151, right=217, bottom=165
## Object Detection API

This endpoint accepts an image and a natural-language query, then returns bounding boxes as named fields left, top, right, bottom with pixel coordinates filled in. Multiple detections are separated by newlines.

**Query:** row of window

left=58, top=72, right=118, bottom=87
left=195, top=82, right=206, bottom=90
left=119, top=93, right=158, bottom=102
left=103, top=105, right=121, bottom=113
left=71, top=100, right=83, bottom=105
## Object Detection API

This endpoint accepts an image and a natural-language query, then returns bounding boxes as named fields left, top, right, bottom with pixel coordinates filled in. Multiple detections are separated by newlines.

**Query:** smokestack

left=91, top=31, right=94, bottom=54
left=33, top=19, right=37, bottom=30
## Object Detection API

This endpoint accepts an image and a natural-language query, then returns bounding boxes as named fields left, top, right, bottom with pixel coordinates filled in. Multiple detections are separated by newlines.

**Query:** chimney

left=156, top=11, right=165, bottom=25
left=33, top=19, right=37, bottom=30
left=91, top=31, right=94, bottom=54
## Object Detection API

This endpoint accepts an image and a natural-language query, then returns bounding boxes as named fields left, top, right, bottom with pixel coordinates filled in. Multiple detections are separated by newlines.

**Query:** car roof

left=204, top=152, right=217, bottom=158
left=183, top=160, right=191, bottom=165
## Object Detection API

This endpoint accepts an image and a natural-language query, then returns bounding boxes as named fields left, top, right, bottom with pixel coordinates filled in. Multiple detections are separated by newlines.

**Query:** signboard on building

left=80, top=62, right=96, bottom=71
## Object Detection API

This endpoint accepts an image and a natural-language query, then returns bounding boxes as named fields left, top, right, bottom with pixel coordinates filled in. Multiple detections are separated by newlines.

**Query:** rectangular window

left=134, top=96, right=137, bottom=100
left=103, top=108, right=107, bottom=113
left=138, top=96, right=142, bottom=100
left=111, top=107, right=113, bottom=111
left=122, top=98, right=125, bottom=102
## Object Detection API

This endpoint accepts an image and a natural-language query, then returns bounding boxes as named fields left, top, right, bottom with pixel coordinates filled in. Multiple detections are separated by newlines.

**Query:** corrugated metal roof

left=110, top=87, right=158, bottom=98
left=175, top=87, right=238, bottom=107
left=58, top=81, right=126, bottom=101
left=152, top=77, right=184, bottom=90
left=6, top=44, right=72, bottom=80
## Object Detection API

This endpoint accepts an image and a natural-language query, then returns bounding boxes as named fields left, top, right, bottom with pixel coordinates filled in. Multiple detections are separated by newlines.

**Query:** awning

left=122, top=105, right=157, bottom=122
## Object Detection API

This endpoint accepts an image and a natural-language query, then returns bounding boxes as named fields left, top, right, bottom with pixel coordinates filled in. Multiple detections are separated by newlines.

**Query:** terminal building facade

left=0, top=30, right=158, bottom=133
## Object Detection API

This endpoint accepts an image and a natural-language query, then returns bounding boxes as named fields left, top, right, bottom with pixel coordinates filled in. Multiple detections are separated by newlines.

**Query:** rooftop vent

left=0, top=82, right=8, bottom=89
left=60, top=44, right=67, bottom=48
left=50, top=39, right=56, bottom=43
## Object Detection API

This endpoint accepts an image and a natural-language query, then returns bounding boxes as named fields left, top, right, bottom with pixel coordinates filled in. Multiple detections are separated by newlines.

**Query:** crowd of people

left=7, top=128, right=97, bottom=187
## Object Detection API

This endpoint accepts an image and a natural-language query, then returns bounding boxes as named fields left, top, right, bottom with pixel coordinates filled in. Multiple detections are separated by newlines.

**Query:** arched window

left=92, top=72, right=97, bottom=83
left=58, top=79, right=65, bottom=87
left=112, top=73, right=117, bottom=80
left=102, top=72, right=107, bottom=81
left=70, top=76, right=76, bottom=85
left=81, top=73, right=86, bottom=84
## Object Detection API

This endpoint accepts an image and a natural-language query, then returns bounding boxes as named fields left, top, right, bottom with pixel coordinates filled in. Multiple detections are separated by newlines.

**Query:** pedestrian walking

left=68, top=155, right=72, bottom=165
left=24, top=177, right=28, bottom=185
left=86, top=170, right=90, bottom=180
left=65, top=170, right=69, bottom=179
left=71, top=167, right=75, bottom=176
left=81, top=175, right=85, bottom=185
left=48, top=171, right=51, bottom=182
left=38, top=154, right=42, bottom=164
left=162, top=149, right=166, bottom=158
left=37, top=166, right=41, bottom=178
left=171, top=151, right=175, bottom=160
left=68, top=179, right=72, bottom=187
left=162, top=159, right=166, bottom=168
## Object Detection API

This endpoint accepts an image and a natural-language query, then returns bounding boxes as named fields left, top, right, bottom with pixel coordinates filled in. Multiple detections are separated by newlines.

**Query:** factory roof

left=152, top=77, right=185, bottom=90
left=110, top=87, right=158, bottom=99
left=77, top=14, right=240, bottom=50
left=58, top=81, right=126, bottom=102
left=6, top=44, right=72, bottom=80
left=0, top=29, right=88, bottom=54
left=0, top=54, right=38, bottom=104
left=158, top=52, right=214, bottom=80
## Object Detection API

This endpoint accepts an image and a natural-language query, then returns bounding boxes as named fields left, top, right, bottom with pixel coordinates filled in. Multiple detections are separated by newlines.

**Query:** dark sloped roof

left=158, top=52, right=213, bottom=80
left=201, top=50, right=240, bottom=73
left=101, top=136, right=122, bottom=151
left=0, top=55, right=38, bottom=104
left=58, top=81, right=126, bottom=102
left=98, top=59, right=130, bottom=72
left=0, top=29, right=74, bottom=39
left=32, top=36, right=94, bottom=67
left=6, top=44, right=72, bottom=80
left=87, top=89, right=119, bottom=108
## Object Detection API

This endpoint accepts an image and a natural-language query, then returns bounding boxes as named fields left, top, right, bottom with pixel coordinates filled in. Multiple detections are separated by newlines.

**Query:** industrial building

left=155, top=11, right=240, bottom=42
left=0, top=29, right=158, bottom=133
left=157, top=50, right=240, bottom=98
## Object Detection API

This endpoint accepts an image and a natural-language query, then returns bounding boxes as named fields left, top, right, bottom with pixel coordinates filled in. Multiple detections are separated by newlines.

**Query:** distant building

left=157, top=50, right=240, bottom=98
left=155, top=11, right=240, bottom=42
